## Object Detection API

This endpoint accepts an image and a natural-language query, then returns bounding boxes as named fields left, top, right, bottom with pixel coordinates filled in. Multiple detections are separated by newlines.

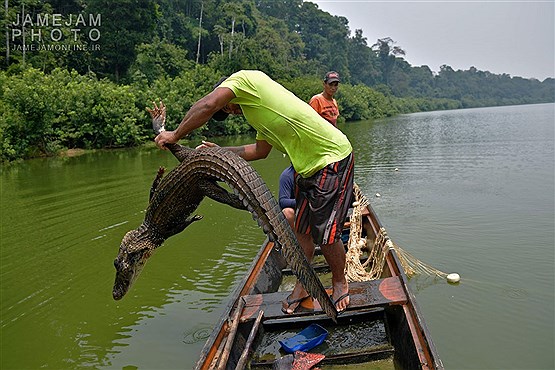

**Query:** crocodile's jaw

left=112, top=230, right=155, bottom=300
left=112, top=259, right=146, bottom=300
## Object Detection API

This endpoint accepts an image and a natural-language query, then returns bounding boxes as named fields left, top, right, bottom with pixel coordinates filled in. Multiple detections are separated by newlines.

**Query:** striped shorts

left=294, top=152, right=355, bottom=246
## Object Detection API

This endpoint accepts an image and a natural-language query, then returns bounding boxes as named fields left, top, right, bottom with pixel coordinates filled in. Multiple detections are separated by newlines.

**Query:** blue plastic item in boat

left=278, top=324, right=328, bottom=354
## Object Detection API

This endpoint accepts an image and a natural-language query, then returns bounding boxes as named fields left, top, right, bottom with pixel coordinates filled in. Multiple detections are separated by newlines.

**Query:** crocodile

left=111, top=104, right=338, bottom=321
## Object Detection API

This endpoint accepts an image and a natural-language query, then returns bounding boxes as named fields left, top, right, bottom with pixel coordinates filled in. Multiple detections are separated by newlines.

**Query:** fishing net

left=345, top=184, right=447, bottom=282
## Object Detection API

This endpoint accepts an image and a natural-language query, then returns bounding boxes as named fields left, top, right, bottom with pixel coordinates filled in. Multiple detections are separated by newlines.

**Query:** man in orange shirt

left=308, top=71, right=340, bottom=126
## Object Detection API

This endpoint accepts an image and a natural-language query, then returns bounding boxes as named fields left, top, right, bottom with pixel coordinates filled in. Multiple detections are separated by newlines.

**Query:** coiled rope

left=345, top=184, right=447, bottom=282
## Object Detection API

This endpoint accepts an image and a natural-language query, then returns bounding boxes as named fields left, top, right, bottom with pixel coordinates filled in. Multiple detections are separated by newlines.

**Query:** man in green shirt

left=154, top=70, right=354, bottom=313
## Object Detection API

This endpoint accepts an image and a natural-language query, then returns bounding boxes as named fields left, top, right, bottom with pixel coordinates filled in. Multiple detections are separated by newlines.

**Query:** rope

left=344, top=184, right=447, bottom=282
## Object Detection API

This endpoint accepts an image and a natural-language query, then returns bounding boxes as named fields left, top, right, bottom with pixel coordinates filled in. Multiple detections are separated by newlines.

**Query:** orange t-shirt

left=308, top=94, right=339, bottom=126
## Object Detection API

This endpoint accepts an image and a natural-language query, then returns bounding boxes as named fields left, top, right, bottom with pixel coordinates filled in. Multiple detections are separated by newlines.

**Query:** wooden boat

left=195, top=202, right=443, bottom=369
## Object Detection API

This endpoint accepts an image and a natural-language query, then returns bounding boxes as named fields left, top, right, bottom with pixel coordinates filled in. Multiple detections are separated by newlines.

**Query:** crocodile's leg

left=199, top=180, right=247, bottom=210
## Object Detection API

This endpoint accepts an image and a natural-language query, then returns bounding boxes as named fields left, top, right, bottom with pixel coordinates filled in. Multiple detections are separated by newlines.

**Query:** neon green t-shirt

left=219, top=70, right=352, bottom=177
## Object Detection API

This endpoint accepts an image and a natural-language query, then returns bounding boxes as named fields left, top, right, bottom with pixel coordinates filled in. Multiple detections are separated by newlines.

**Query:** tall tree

left=195, top=0, right=203, bottom=64
left=86, top=0, right=158, bottom=81
left=372, top=37, right=405, bottom=85
left=347, top=29, right=380, bottom=86
left=295, top=1, right=350, bottom=75
left=219, top=1, right=255, bottom=59
left=4, top=0, right=9, bottom=66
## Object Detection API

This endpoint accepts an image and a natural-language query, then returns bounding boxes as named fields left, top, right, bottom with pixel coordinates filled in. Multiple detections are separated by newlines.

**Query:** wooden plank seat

left=239, top=276, right=408, bottom=322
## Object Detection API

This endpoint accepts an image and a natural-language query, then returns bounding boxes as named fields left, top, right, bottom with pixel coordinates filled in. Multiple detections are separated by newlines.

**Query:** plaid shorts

left=294, top=153, right=354, bottom=245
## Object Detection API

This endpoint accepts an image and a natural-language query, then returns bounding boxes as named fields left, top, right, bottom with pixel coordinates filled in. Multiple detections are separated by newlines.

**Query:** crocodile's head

left=112, top=227, right=162, bottom=300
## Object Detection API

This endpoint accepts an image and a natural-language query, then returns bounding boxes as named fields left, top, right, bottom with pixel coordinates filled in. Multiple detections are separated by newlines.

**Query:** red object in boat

left=292, top=351, right=325, bottom=370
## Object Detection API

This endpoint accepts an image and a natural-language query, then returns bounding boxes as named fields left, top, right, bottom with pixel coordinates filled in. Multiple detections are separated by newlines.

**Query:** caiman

left=111, top=102, right=338, bottom=321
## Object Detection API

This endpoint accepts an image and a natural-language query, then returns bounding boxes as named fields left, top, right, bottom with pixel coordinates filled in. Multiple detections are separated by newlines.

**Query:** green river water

left=1, top=103, right=553, bottom=369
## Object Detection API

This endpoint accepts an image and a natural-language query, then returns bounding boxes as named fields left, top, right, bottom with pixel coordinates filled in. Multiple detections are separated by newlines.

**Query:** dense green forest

left=1, top=0, right=553, bottom=161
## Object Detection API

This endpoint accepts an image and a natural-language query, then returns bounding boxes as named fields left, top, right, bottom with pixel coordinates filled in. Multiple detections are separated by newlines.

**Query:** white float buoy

left=375, top=193, right=381, bottom=197
left=394, top=168, right=399, bottom=171
left=446, top=273, right=461, bottom=283
left=352, top=201, right=360, bottom=207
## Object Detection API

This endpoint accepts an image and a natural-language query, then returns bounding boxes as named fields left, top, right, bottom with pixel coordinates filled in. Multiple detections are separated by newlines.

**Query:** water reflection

left=1, top=104, right=553, bottom=369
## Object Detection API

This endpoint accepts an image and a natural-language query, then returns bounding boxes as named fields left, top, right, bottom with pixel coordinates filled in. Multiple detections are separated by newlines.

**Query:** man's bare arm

left=197, top=140, right=272, bottom=161
left=154, top=87, right=235, bottom=149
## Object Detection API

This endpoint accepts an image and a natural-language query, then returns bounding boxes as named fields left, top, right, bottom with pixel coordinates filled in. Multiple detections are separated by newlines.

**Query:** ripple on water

left=182, top=325, right=213, bottom=344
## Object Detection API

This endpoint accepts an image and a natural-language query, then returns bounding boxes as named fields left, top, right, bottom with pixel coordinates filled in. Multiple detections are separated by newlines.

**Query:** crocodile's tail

left=184, top=147, right=338, bottom=321
left=165, top=143, right=194, bottom=162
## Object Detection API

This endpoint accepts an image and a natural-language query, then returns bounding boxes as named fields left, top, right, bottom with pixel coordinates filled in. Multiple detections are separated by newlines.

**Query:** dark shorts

left=294, top=153, right=355, bottom=246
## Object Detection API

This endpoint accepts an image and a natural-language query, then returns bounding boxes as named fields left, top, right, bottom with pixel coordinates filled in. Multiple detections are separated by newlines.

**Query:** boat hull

left=195, top=204, right=442, bottom=369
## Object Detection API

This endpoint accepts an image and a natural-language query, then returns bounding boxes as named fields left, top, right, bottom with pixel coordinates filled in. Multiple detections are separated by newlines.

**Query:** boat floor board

left=240, top=276, right=407, bottom=322
left=250, top=305, right=394, bottom=367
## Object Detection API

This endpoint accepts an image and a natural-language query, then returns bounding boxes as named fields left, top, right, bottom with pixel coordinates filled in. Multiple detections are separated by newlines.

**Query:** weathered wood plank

left=240, top=277, right=407, bottom=321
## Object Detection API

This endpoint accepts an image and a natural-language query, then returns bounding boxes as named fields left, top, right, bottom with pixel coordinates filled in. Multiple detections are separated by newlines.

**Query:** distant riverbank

left=3, top=66, right=552, bottom=162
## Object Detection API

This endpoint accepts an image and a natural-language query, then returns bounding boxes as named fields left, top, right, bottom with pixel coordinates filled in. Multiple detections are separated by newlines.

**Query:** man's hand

left=154, top=131, right=179, bottom=150
left=146, top=100, right=166, bottom=134
left=195, top=140, right=219, bottom=150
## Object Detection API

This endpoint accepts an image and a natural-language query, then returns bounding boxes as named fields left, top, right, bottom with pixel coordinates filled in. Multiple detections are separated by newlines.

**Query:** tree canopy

left=1, top=0, right=553, bottom=161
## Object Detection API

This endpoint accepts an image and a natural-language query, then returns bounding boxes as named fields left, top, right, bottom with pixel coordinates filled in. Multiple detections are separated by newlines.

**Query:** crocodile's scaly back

left=112, top=145, right=338, bottom=321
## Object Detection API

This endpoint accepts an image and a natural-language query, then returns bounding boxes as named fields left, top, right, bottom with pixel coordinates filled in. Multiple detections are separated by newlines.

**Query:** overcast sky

left=311, top=0, right=554, bottom=81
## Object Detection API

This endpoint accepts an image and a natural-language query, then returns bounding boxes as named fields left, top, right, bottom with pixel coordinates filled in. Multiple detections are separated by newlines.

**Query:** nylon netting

left=345, top=184, right=447, bottom=282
